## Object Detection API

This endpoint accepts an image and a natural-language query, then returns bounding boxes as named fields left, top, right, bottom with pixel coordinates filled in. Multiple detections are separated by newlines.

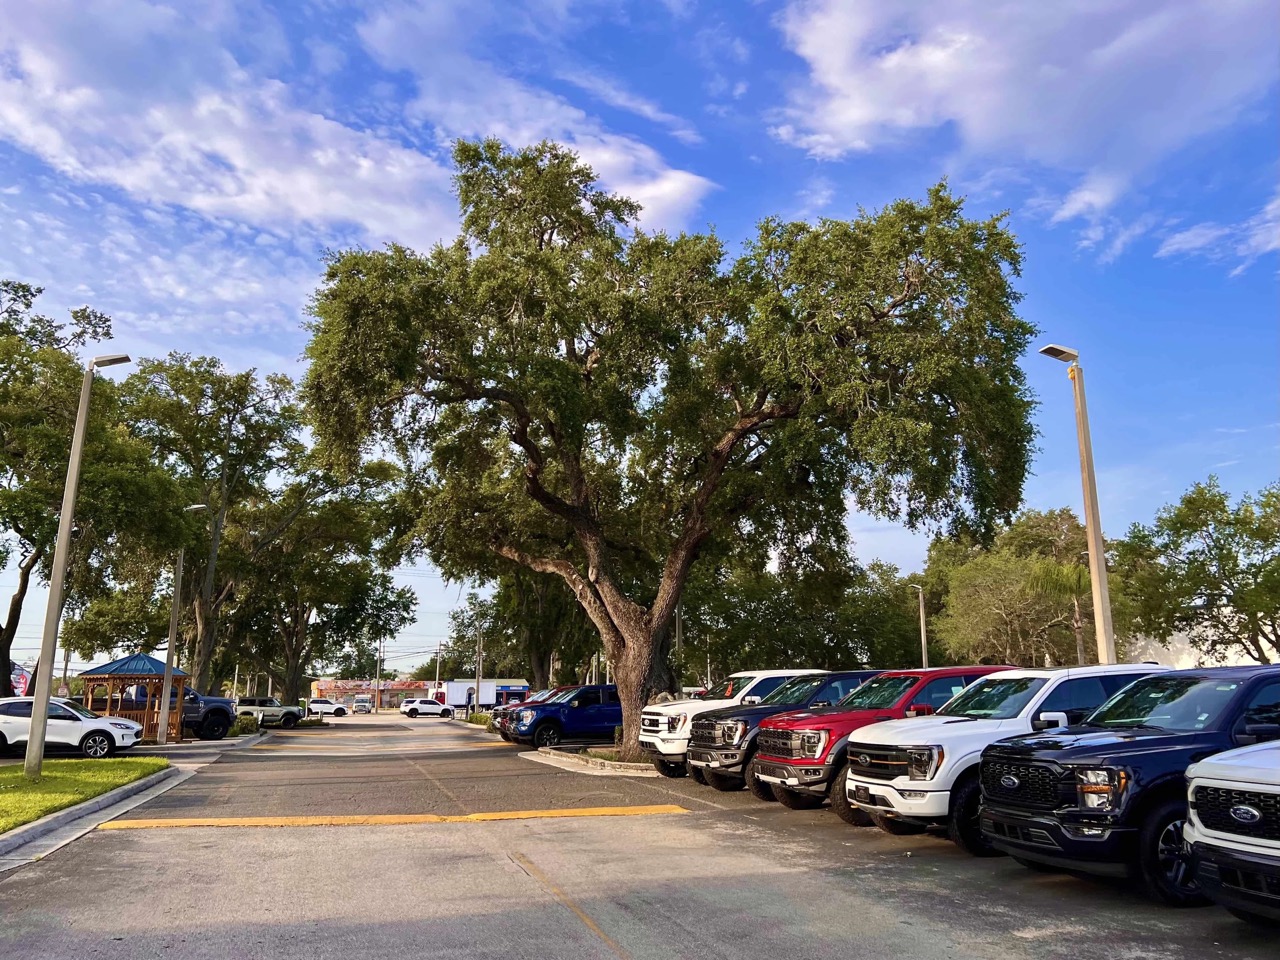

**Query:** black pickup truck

left=979, top=666, right=1280, bottom=905
left=686, top=670, right=879, bottom=811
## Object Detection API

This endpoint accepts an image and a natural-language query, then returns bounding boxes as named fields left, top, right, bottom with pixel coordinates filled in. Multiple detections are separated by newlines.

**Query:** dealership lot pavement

left=0, top=717, right=1271, bottom=960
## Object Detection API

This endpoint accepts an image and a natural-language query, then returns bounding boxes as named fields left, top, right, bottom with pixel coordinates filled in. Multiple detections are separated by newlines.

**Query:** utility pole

left=232, top=663, right=240, bottom=701
left=473, top=629, right=483, bottom=716
left=909, top=584, right=928, bottom=668
left=374, top=636, right=384, bottom=714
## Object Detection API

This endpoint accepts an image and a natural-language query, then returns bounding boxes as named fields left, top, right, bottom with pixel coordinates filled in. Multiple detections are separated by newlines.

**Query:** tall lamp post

left=1039, top=344, right=1117, bottom=665
left=156, top=503, right=209, bottom=745
left=24, top=354, right=131, bottom=778
left=908, top=584, right=929, bottom=668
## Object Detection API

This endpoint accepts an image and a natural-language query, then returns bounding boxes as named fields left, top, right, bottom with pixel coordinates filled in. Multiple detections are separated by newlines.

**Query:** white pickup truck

left=845, top=662, right=1168, bottom=854
left=639, top=669, right=826, bottom=780
left=1185, top=740, right=1280, bottom=928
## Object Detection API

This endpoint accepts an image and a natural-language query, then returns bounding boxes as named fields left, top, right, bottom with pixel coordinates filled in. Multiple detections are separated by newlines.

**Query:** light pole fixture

left=156, top=503, right=209, bottom=744
left=24, top=354, right=131, bottom=778
left=908, top=584, right=929, bottom=668
left=1039, top=343, right=1117, bottom=665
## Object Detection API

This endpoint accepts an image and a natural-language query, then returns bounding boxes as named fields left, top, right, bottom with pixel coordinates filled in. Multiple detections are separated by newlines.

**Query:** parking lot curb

left=0, top=765, right=181, bottom=859
left=523, top=748, right=660, bottom=777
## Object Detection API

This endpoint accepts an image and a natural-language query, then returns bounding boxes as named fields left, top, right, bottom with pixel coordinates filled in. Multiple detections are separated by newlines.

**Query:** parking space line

left=510, top=851, right=632, bottom=960
left=98, top=804, right=688, bottom=830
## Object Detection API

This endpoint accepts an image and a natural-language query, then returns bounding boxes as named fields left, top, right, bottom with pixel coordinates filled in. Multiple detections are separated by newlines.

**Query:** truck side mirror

left=742, top=696, right=761, bottom=705
left=810, top=701, right=831, bottom=709
left=1240, top=722, right=1280, bottom=745
left=1031, top=711, right=1070, bottom=732
left=906, top=704, right=935, bottom=717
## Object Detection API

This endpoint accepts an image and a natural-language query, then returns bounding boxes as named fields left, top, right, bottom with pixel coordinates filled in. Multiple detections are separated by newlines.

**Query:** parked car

left=399, top=697, right=453, bottom=719
left=640, top=669, right=828, bottom=780
left=687, top=670, right=880, bottom=796
left=306, top=697, right=349, bottom=718
left=1185, top=740, right=1280, bottom=928
left=846, top=663, right=1169, bottom=850
left=0, top=697, right=143, bottom=758
left=754, top=665, right=1012, bottom=813
left=511, top=684, right=622, bottom=747
left=237, top=696, right=304, bottom=729
left=353, top=695, right=373, bottom=714
left=980, top=665, right=1280, bottom=905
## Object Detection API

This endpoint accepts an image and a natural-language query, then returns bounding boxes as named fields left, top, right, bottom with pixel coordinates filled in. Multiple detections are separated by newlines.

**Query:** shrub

left=230, top=715, right=260, bottom=737
left=465, top=712, right=492, bottom=726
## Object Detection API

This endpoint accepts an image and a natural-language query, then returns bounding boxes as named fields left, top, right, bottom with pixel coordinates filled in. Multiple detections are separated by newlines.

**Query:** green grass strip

left=0, top=757, right=170, bottom=834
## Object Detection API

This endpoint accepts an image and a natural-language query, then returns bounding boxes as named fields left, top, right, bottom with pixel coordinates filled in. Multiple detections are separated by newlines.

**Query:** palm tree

left=1028, top=560, right=1092, bottom=665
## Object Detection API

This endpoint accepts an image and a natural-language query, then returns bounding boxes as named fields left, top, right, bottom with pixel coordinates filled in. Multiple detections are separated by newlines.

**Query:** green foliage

left=1115, top=478, right=1279, bottom=664
left=0, top=757, right=169, bottom=833
left=465, top=712, right=491, bottom=726
left=230, top=715, right=261, bottom=737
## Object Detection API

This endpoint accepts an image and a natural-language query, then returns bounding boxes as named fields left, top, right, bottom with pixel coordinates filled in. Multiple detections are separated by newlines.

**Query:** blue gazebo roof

left=79, top=653, right=186, bottom=677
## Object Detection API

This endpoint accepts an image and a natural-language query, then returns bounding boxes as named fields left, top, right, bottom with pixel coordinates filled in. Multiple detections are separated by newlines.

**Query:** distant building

left=1124, top=632, right=1262, bottom=669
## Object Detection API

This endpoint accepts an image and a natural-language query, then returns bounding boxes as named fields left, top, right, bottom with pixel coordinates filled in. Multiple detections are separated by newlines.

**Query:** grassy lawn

left=0, top=757, right=170, bottom=834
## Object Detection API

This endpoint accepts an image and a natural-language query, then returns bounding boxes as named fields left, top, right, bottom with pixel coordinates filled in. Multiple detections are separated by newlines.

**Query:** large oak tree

left=302, top=139, right=1037, bottom=750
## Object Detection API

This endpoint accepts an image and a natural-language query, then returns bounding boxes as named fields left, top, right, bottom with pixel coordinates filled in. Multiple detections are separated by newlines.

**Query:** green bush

left=230, top=715, right=260, bottom=737
left=465, top=712, right=492, bottom=726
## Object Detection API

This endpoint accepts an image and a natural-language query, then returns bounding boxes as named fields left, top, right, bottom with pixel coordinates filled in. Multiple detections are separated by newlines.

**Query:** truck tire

left=829, top=762, right=873, bottom=825
left=745, top=762, right=778, bottom=802
left=407, top=708, right=420, bottom=718
left=868, top=810, right=926, bottom=835
left=333, top=707, right=347, bottom=717
left=441, top=708, right=453, bottom=719
left=1137, top=798, right=1208, bottom=907
left=653, top=759, right=687, bottom=778
left=81, top=731, right=114, bottom=758
left=948, top=775, right=1001, bottom=856
left=533, top=722, right=562, bottom=748
left=200, top=714, right=230, bottom=741
left=280, top=714, right=299, bottom=729
left=687, top=762, right=707, bottom=785
left=774, top=787, right=824, bottom=810
left=704, top=769, right=744, bottom=792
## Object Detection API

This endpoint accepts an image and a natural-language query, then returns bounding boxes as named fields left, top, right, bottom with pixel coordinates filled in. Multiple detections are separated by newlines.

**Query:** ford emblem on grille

left=1230, top=804, right=1263, bottom=824
left=1000, top=775, right=1020, bottom=790
left=856, top=754, right=871, bottom=766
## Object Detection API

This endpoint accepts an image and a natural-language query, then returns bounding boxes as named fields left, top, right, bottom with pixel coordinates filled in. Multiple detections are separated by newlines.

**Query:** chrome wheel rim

left=1157, top=818, right=1195, bottom=891
left=86, top=735, right=109, bottom=758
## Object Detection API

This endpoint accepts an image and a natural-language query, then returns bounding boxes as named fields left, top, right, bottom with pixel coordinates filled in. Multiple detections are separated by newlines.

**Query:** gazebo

left=80, top=653, right=187, bottom=742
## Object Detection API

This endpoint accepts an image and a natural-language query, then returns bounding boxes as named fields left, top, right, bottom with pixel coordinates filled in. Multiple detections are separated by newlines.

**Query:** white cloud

left=557, top=68, right=702, bottom=144
left=1156, top=222, right=1234, bottom=258
left=1154, top=187, right=1280, bottom=273
left=772, top=0, right=1280, bottom=224
left=793, top=175, right=835, bottom=220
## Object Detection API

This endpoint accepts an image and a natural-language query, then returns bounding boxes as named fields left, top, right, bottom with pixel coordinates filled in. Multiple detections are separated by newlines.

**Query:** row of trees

left=0, top=281, right=414, bottom=702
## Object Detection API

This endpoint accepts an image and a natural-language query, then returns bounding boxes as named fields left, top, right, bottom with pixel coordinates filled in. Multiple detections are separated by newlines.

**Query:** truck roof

left=874, top=665, right=1010, bottom=678
left=975, top=662, right=1172, bottom=681
left=727, top=668, right=828, bottom=678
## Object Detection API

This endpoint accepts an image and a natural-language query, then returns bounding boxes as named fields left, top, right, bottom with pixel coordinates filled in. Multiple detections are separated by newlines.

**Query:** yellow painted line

left=249, top=741, right=512, bottom=751
left=100, top=804, right=688, bottom=830
left=510, top=851, right=632, bottom=959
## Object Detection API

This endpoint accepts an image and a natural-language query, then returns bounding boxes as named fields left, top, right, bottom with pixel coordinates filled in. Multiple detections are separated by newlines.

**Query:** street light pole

left=1039, top=344, right=1117, bottom=665
left=157, top=504, right=208, bottom=745
left=908, top=584, right=929, bottom=668
left=24, top=354, right=131, bottom=778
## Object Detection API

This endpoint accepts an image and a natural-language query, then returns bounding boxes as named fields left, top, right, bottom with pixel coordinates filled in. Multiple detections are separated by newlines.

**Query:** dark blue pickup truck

left=510, top=684, right=622, bottom=747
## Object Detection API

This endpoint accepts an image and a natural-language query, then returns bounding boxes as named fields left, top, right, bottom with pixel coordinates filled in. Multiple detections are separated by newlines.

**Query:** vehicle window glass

left=62, top=701, right=99, bottom=719
left=48, top=703, right=78, bottom=720
left=818, top=676, right=868, bottom=703
left=746, top=676, right=790, bottom=699
left=918, top=676, right=972, bottom=710
left=574, top=689, right=602, bottom=708
left=1087, top=676, right=1242, bottom=731
left=4, top=701, right=34, bottom=718
left=839, top=675, right=917, bottom=709
left=1242, top=682, right=1280, bottom=726
left=939, top=677, right=1049, bottom=719
left=704, top=676, right=757, bottom=700
left=604, top=689, right=621, bottom=704
left=1099, top=673, right=1145, bottom=697
left=1038, top=677, right=1111, bottom=716
left=761, top=675, right=825, bottom=706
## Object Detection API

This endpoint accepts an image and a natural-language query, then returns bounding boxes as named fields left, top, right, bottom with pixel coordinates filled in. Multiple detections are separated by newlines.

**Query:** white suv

left=639, top=669, right=826, bottom=779
left=1185, top=740, right=1280, bottom=928
left=400, top=698, right=453, bottom=719
left=845, top=663, right=1169, bottom=853
left=0, top=697, right=143, bottom=758
left=305, top=697, right=348, bottom=717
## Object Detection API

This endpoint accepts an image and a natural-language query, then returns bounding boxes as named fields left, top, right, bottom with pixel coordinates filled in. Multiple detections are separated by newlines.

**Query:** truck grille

left=690, top=719, right=724, bottom=747
left=846, top=743, right=910, bottom=781
left=641, top=713, right=662, bottom=733
left=1194, top=786, right=1280, bottom=842
left=758, top=729, right=802, bottom=759
left=981, top=760, right=1063, bottom=810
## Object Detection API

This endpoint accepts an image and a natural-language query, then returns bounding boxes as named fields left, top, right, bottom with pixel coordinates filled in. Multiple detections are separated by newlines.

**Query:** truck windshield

left=939, top=677, right=1048, bottom=719
left=761, top=675, right=827, bottom=706
left=704, top=676, right=757, bottom=700
left=838, top=675, right=917, bottom=710
left=1085, top=676, right=1242, bottom=732
left=546, top=687, right=581, bottom=703
left=61, top=701, right=100, bottom=719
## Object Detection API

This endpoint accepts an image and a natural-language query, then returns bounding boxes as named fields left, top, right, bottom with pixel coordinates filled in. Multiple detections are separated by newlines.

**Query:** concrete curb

left=0, top=765, right=180, bottom=858
left=523, top=748, right=660, bottom=777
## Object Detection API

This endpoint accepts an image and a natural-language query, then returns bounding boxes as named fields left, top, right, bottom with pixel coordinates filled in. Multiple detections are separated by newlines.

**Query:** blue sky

left=1, top=1, right=1277, bottom=674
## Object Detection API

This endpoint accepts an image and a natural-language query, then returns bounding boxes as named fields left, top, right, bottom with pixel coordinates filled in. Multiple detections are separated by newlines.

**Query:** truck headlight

left=907, top=746, right=945, bottom=781
left=1076, top=768, right=1128, bottom=811
left=797, top=730, right=828, bottom=759
left=519, top=710, right=534, bottom=725
left=109, top=722, right=134, bottom=731
left=721, top=720, right=748, bottom=746
left=667, top=714, right=686, bottom=733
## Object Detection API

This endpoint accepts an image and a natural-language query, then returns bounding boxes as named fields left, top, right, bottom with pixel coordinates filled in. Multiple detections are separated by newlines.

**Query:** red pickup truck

left=753, top=665, right=1013, bottom=822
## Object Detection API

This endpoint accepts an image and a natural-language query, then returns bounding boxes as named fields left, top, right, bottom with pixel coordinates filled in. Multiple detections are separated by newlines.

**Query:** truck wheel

left=499, top=729, right=512, bottom=742
left=1138, top=798, right=1208, bottom=907
left=408, top=709, right=419, bottom=718
left=704, top=770, right=744, bottom=792
left=868, top=811, right=926, bottom=835
left=533, top=722, right=562, bottom=748
left=829, top=762, right=872, bottom=825
left=441, top=709, right=453, bottom=719
left=774, top=787, right=824, bottom=810
left=333, top=707, right=347, bottom=717
left=200, top=715, right=230, bottom=741
left=653, top=759, right=688, bottom=778
left=280, top=714, right=299, bottom=729
left=81, top=732, right=114, bottom=758
left=687, top=762, right=707, bottom=785
left=745, top=762, right=778, bottom=802
left=948, top=776, right=1001, bottom=856
left=1226, top=908, right=1280, bottom=929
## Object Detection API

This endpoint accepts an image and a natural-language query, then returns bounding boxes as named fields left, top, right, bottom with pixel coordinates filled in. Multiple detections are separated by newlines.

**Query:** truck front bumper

left=847, top=776, right=951, bottom=820
left=638, top=735, right=688, bottom=759
left=753, top=757, right=834, bottom=794
left=687, top=745, right=747, bottom=775
left=1185, top=820, right=1280, bottom=922
left=981, top=803, right=1134, bottom=877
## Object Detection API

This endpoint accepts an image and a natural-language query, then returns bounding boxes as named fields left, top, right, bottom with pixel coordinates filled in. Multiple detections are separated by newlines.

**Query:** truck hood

left=762, top=706, right=899, bottom=732
left=1188, top=741, right=1280, bottom=787
left=196, top=695, right=236, bottom=709
left=986, top=726, right=1225, bottom=767
left=643, top=698, right=737, bottom=718
left=851, top=715, right=1024, bottom=747
left=693, top=703, right=814, bottom=727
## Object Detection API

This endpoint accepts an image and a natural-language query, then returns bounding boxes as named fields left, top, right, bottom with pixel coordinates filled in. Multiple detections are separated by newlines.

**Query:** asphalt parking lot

left=0, top=716, right=1272, bottom=960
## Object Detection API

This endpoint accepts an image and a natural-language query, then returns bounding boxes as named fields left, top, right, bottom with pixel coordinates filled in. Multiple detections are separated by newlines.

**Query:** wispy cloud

left=1155, top=187, right=1280, bottom=274
left=557, top=69, right=702, bottom=144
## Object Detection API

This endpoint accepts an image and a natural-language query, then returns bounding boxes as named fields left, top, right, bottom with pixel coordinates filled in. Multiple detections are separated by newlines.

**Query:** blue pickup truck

left=511, top=684, right=622, bottom=747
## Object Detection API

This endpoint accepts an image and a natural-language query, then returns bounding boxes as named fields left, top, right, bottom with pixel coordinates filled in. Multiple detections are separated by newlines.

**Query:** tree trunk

left=0, top=547, right=43, bottom=697
left=613, top=639, right=654, bottom=762
left=1072, top=595, right=1087, bottom=666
